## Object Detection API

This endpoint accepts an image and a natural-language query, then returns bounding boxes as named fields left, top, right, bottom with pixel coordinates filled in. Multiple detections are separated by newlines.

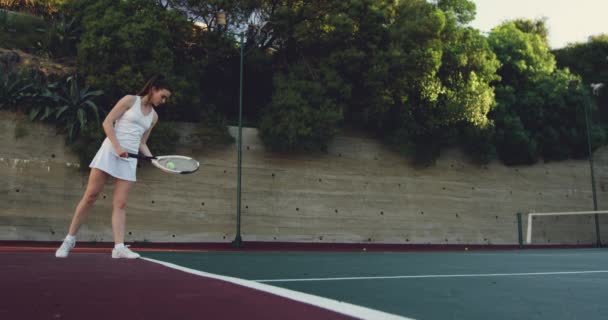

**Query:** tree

left=489, top=20, right=606, bottom=164
left=73, top=0, right=200, bottom=119
left=255, top=0, right=500, bottom=162
left=553, top=35, right=608, bottom=121
left=381, top=0, right=498, bottom=163
left=488, top=20, right=555, bottom=87
left=436, top=0, right=476, bottom=25
left=258, top=63, right=342, bottom=152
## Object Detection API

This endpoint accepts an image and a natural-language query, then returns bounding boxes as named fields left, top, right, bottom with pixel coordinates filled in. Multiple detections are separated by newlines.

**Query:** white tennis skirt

left=89, top=139, right=138, bottom=182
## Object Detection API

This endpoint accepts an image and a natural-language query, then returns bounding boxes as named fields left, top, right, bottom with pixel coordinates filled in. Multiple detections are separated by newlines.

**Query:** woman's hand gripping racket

left=128, top=153, right=200, bottom=174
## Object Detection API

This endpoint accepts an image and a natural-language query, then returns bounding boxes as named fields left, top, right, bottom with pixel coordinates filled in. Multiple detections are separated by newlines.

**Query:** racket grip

left=127, top=153, right=156, bottom=160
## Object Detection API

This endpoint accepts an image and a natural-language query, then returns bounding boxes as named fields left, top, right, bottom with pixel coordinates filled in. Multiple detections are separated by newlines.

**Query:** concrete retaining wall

left=2, top=111, right=608, bottom=245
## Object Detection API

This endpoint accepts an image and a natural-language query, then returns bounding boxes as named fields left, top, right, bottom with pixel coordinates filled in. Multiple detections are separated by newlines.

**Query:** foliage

left=512, top=18, right=549, bottom=45
left=461, top=123, right=496, bottom=164
left=7, top=0, right=608, bottom=167
left=0, top=66, right=105, bottom=163
left=0, top=68, right=33, bottom=108
left=21, top=74, right=103, bottom=143
left=553, top=34, right=608, bottom=85
left=259, top=64, right=343, bottom=152
left=35, top=11, right=79, bottom=58
left=488, top=20, right=556, bottom=86
left=0, top=0, right=65, bottom=18
left=165, top=0, right=257, bottom=32
left=340, top=0, right=498, bottom=163
left=436, top=0, right=476, bottom=25
left=0, top=8, right=7, bottom=28
left=553, top=35, right=608, bottom=121
left=189, top=108, right=235, bottom=150
left=244, top=0, right=499, bottom=162
left=489, top=19, right=608, bottom=164
left=147, top=121, right=180, bottom=156
left=72, top=0, right=199, bottom=117
left=0, top=9, right=46, bottom=49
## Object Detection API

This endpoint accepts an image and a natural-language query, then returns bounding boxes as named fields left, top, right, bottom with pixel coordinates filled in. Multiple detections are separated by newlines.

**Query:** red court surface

left=0, top=251, right=357, bottom=320
left=0, top=240, right=591, bottom=253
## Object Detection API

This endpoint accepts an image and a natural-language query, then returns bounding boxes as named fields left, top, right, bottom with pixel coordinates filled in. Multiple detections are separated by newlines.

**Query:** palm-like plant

left=0, top=70, right=32, bottom=109
left=32, top=75, right=103, bottom=142
left=36, top=12, right=79, bottom=58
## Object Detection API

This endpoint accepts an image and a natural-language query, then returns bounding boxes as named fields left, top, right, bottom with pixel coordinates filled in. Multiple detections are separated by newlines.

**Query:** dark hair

left=138, top=74, right=172, bottom=96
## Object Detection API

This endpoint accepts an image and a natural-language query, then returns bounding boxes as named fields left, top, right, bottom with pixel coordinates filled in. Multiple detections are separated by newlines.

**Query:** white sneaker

left=112, top=246, right=140, bottom=259
left=55, top=238, right=76, bottom=258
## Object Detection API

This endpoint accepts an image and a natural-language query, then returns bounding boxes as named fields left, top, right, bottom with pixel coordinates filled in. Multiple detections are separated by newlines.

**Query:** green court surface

left=143, top=249, right=608, bottom=320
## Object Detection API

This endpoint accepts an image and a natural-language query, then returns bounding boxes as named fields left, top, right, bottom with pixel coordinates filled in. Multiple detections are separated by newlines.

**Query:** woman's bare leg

left=67, top=168, right=109, bottom=236
left=111, top=178, right=133, bottom=244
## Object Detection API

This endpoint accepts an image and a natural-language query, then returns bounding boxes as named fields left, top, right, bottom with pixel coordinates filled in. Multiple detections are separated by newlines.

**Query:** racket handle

left=127, top=153, right=156, bottom=160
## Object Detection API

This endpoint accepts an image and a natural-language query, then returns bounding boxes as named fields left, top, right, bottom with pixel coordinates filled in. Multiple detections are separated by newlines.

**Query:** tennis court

left=3, top=2, right=608, bottom=320
left=142, top=248, right=608, bottom=320
left=2, top=246, right=607, bottom=320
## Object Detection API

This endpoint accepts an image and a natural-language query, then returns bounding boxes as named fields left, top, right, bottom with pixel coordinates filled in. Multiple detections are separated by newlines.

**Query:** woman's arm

left=139, top=112, right=158, bottom=157
left=102, top=95, right=136, bottom=157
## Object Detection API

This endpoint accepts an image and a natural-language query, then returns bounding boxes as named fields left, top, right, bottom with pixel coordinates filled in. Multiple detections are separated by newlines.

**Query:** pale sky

left=469, top=0, right=608, bottom=49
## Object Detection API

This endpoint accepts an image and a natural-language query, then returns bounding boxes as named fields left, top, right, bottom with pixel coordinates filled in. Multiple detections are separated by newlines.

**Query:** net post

left=516, top=212, right=523, bottom=248
left=526, top=213, right=533, bottom=244
left=594, top=214, right=601, bottom=248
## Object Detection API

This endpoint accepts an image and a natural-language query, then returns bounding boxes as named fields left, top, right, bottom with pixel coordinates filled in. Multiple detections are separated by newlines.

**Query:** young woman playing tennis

left=55, top=75, right=172, bottom=259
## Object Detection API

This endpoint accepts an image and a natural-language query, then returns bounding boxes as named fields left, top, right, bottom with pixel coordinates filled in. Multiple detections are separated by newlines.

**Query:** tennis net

left=525, top=210, right=608, bottom=245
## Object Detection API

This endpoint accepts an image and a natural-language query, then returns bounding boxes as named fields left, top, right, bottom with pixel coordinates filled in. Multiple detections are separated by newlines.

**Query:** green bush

left=0, top=9, right=46, bottom=50
left=34, top=12, right=79, bottom=58
left=494, top=111, right=539, bottom=165
left=461, top=124, right=497, bottom=164
left=259, top=66, right=343, bottom=153
left=29, top=74, right=103, bottom=142
left=189, top=109, right=235, bottom=151
left=72, top=0, right=199, bottom=118
left=0, top=68, right=33, bottom=108
left=0, top=1, right=65, bottom=18
left=488, top=20, right=608, bottom=164
left=147, top=121, right=180, bottom=156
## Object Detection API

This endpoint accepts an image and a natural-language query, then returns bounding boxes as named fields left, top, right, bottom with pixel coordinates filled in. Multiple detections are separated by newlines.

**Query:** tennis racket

left=128, top=153, right=200, bottom=174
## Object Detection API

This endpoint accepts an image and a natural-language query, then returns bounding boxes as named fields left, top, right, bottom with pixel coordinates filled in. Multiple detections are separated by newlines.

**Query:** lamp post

left=589, top=82, right=605, bottom=247
left=584, top=94, right=601, bottom=247
left=217, top=11, right=244, bottom=248
left=570, top=79, right=601, bottom=247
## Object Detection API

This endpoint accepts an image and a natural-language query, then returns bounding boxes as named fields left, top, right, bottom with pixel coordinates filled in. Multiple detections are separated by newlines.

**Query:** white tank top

left=114, top=96, right=154, bottom=153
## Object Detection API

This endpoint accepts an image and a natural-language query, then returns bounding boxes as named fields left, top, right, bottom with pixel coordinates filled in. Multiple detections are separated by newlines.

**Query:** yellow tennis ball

left=166, top=161, right=175, bottom=169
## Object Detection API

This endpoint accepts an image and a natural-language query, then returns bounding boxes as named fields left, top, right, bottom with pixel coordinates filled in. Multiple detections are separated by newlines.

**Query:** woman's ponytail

left=138, top=74, right=171, bottom=96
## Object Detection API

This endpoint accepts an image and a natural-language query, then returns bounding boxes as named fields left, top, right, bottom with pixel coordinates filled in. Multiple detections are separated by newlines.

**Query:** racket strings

left=157, top=158, right=199, bottom=171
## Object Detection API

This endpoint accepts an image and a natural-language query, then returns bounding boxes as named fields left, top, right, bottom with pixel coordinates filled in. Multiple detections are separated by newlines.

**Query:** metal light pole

left=583, top=97, right=601, bottom=247
left=570, top=79, right=602, bottom=247
left=589, top=81, right=607, bottom=247
left=217, top=11, right=244, bottom=247
left=233, top=32, right=244, bottom=248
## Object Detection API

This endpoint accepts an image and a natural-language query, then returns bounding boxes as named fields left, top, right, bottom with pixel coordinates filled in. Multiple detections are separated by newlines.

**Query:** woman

left=55, top=75, right=172, bottom=259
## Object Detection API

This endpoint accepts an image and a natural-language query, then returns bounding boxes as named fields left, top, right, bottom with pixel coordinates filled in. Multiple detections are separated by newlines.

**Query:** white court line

left=458, top=251, right=608, bottom=257
left=254, top=270, right=608, bottom=282
left=141, top=257, right=413, bottom=320
left=465, top=253, right=608, bottom=257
